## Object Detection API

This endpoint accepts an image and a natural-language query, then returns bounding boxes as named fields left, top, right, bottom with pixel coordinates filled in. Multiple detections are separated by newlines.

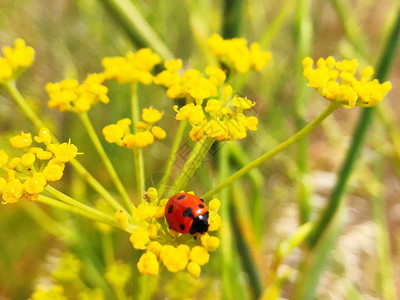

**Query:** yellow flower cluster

left=31, top=285, right=68, bottom=300
left=102, top=48, right=161, bottom=84
left=103, top=107, right=166, bottom=148
left=46, top=73, right=109, bottom=113
left=154, top=60, right=225, bottom=102
left=207, top=33, right=271, bottom=73
left=0, top=128, right=78, bottom=203
left=105, top=261, right=132, bottom=289
left=303, top=56, right=392, bottom=108
left=127, top=188, right=221, bottom=278
left=0, top=38, right=34, bottom=84
left=175, top=89, right=259, bottom=142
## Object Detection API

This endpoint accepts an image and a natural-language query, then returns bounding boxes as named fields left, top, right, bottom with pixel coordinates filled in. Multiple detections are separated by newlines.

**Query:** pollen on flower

left=0, top=38, right=34, bottom=84
left=303, top=56, right=392, bottom=108
left=0, top=128, right=78, bottom=204
left=129, top=187, right=221, bottom=277
left=46, top=73, right=109, bottom=113
left=103, top=107, right=166, bottom=149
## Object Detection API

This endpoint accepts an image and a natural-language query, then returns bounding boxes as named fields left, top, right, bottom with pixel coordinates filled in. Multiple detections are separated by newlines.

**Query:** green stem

left=4, top=81, right=125, bottom=213
left=202, top=103, right=339, bottom=200
left=331, top=0, right=367, bottom=56
left=79, top=112, right=133, bottom=212
left=260, top=0, right=296, bottom=48
left=369, top=160, right=397, bottom=300
left=101, top=232, right=115, bottom=267
left=173, top=137, right=215, bottom=191
left=222, top=0, right=242, bottom=38
left=157, top=120, right=187, bottom=197
left=130, top=83, right=145, bottom=203
left=308, top=8, right=400, bottom=247
left=294, top=0, right=313, bottom=224
left=38, top=194, right=118, bottom=229
left=230, top=185, right=263, bottom=298
left=97, top=0, right=174, bottom=60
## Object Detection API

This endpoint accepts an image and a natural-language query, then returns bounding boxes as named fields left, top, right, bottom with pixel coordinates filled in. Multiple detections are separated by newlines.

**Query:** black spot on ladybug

left=180, top=224, right=185, bottom=231
left=168, top=205, right=174, bottom=213
left=199, top=204, right=204, bottom=208
left=200, top=198, right=204, bottom=202
left=177, top=194, right=185, bottom=200
left=183, top=207, right=194, bottom=218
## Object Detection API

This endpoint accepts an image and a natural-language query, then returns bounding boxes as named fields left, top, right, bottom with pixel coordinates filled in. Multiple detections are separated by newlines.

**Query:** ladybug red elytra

left=164, top=193, right=209, bottom=235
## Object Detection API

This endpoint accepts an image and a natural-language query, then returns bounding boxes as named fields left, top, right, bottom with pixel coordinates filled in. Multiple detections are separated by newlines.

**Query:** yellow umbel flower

left=0, top=128, right=78, bottom=204
left=207, top=33, right=271, bottom=73
left=103, top=107, right=166, bottom=149
left=52, top=252, right=82, bottom=282
left=303, top=56, right=392, bottom=108
left=128, top=187, right=221, bottom=278
left=0, top=38, right=34, bottom=84
left=102, top=48, right=161, bottom=84
left=46, top=73, right=109, bottom=113
left=105, top=261, right=132, bottom=289
left=31, top=285, right=67, bottom=300
left=174, top=93, right=259, bottom=142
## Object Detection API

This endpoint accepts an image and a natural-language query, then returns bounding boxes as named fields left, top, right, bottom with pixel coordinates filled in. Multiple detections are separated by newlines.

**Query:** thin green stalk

left=45, top=185, right=136, bottom=232
left=260, top=0, right=296, bottom=48
left=79, top=112, right=133, bottom=212
left=218, top=145, right=234, bottom=300
left=157, top=120, right=187, bottom=197
left=101, top=232, right=115, bottom=267
left=202, top=103, right=339, bottom=200
left=369, top=160, right=397, bottom=300
left=222, top=0, right=242, bottom=38
left=294, top=0, right=313, bottom=224
left=230, top=185, right=263, bottom=299
left=38, top=194, right=118, bottom=229
left=97, top=0, right=174, bottom=60
left=173, top=137, right=215, bottom=191
left=4, top=81, right=125, bottom=212
left=331, top=0, right=367, bottom=56
left=130, top=83, right=145, bottom=203
left=21, top=202, right=74, bottom=238
left=308, top=8, right=400, bottom=247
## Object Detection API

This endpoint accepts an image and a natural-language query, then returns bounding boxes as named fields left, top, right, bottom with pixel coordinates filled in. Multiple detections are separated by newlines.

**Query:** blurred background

left=0, top=0, right=399, bottom=299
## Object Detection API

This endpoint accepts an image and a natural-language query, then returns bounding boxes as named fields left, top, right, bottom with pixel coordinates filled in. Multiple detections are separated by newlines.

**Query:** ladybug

left=165, top=193, right=209, bottom=235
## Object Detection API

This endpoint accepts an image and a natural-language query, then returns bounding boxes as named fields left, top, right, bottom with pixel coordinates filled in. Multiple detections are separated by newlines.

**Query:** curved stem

left=202, top=103, right=339, bottom=200
left=4, top=81, right=125, bottom=212
left=157, top=120, right=187, bottom=197
left=130, top=83, right=145, bottom=203
left=79, top=112, right=133, bottom=212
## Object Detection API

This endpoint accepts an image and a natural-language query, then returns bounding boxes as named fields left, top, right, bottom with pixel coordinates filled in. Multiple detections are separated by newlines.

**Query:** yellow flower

left=137, top=252, right=159, bottom=275
left=20, top=153, right=35, bottom=166
left=43, top=163, right=64, bottom=182
left=1, top=178, right=24, bottom=204
left=160, top=245, right=189, bottom=272
left=303, top=56, right=391, bottom=108
left=102, top=124, right=124, bottom=144
left=23, top=173, right=47, bottom=195
left=102, top=49, right=161, bottom=84
left=187, top=262, right=201, bottom=278
left=31, top=285, right=67, bottom=300
left=46, top=73, right=109, bottom=113
left=0, top=150, right=8, bottom=167
left=165, top=59, right=183, bottom=72
left=10, top=132, right=32, bottom=148
left=0, top=38, right=34, bottom=83
left=47, top=141, right=78, bottom=162
left=130, top=227, right=150, bottom=249
left=115, top=209, right=128, bottom=230
left=142, top=107, right=163, bottom=123
left=105, top=261, right=132, bottom=288
left=151, top=126, right=166, bottom=139
left=200, top=233, right=220, bottom=252
left=147, top=241, right=162, bottom=257
left=190, top=246, right=210, bottom=266
left=52, top=252, right=82, bottom=282
left=207, top=34, right=271, bottom=73
left=34, top=127, right=52, bottom=144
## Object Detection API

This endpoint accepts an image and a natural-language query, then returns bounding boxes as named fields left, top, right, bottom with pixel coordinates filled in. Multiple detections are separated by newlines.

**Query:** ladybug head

left=189, top=211, right=209, bottom=235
